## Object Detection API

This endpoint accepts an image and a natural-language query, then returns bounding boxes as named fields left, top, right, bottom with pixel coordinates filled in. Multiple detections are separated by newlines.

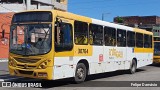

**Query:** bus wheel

left=129, top=60, right=137, bottom=74
left=74, top=63, right=87, bottom=83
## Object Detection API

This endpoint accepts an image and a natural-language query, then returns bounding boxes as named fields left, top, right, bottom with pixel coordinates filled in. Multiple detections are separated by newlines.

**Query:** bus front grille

left=18, top=70, right=33, bottom=75
left=15, top=58, right=40, bottom=63
left=17, top=64, right=36, bottom=69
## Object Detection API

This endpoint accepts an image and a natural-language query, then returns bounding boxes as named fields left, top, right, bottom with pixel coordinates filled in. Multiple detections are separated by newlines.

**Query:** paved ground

left=0, top=62, right=160, bottom=90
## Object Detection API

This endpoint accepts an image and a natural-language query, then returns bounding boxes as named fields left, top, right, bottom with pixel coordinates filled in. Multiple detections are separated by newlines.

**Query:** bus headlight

left=8, top=59, right=16, bottom=67
left=38, top=60, right=49, bottom=69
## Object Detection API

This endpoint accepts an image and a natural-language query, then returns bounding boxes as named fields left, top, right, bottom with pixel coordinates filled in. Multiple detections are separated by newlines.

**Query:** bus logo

left=24, top=64, right=28, bottom=69
left=109, top=49, right=123, bottom=58
left=99, top=54, right=103, bottom=62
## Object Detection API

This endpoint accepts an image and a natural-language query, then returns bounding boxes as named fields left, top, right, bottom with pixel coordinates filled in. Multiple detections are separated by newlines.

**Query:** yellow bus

left=153, top=36, right=160, bottom=63
left=8, top=10, right=153, bottom=83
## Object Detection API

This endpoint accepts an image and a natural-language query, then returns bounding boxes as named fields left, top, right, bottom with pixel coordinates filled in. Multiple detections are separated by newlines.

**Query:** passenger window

left=89, top=24, right=103, bottom=45
left=136, top=33, right=143, bottom=48
left=74, top=21, right=88, bottom=45
left=104, top=27, right=116, bottom=46
left=127, top=31, right=135, bottom=47
left=117, top=29, right=126, bottom=47
left=55, top=22, right=73, bottom=52
left=144, top=34, right=152, bottom=48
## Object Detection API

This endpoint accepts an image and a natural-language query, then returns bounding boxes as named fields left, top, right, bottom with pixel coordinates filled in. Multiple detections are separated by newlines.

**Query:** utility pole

left=37, top=3, right=41, bottom=9
left=26, top=0, right=31, bottom=10
left=102, top=13, right=110, bottom=21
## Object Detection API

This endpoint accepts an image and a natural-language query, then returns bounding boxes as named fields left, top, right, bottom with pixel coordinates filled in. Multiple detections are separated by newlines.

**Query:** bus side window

left=117, top=29, right=126, bottom=47
left=74, top=21, right=88, bottom=45
left=55, top=21, right=73, bottom=52
left=127, top=31, right=135, bottom=47
left=89, top=24, right=103, bottom=45
left=104, top=27, right=116, bottom=46
left=144, top=34, right=152, bottom=48
left=136, top=33, right=143, bottom=48
left=144, top=34, right=149, bottom=48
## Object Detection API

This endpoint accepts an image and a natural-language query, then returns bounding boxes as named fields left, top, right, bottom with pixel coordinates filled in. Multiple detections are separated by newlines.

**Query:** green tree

left=116, top=17, right=124, bottom=23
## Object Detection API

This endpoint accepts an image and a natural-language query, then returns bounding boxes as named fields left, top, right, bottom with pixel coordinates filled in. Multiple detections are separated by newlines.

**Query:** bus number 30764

left=78, top=49, right=88, bottom=54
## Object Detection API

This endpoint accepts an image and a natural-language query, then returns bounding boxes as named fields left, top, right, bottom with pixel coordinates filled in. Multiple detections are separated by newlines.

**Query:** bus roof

left=14, top=10, right=153, bottom=35
left=54, top=10, right=152, bottom=35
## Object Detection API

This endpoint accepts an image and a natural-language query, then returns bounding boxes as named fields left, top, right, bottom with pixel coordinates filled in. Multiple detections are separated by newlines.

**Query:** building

left=114, top=16, right=160, bottom=25
left=114, top=16, right=160, bottom=32
left=0, top=0, right=68, bottom=60
left=0, top=0, right=68, bottom=12
left=114, top=16, right=160, bottom=37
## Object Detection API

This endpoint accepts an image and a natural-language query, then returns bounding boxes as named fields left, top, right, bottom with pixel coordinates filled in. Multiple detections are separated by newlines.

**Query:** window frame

left=89, top=23, right=104, bottom=46
left=74, top=21, right=89, bottom=45
left=136, top=33, right=144, bottom=48
left=55, top=22, right=73, bottom=52
left=117, top=29, right=127, bottom=47
left=144, top=34, right=150, bottom=48
left=127, top=31, right=135, bottom=47
left=104, top=26, right=116, bottom=46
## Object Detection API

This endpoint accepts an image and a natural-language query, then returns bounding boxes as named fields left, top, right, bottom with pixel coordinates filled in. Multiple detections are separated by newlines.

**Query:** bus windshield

left=10, top=24, right=52, bottom=56
left=154, top=42, right=160, bottom=56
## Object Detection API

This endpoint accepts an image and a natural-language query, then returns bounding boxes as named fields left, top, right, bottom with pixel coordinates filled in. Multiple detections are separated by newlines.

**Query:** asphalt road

left=0, top=62, right=160, bottom=90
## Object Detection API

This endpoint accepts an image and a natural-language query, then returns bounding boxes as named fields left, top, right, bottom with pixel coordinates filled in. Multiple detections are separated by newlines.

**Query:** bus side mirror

left=55, top=18, right=62, bottom=27
left=55, top=18, right=63, bottom=45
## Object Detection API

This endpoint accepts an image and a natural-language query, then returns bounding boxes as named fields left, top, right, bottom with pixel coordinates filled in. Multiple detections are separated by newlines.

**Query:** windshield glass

left=154, top=42, right=160, bottom=56
left=10, top=24, right=52, bottom=55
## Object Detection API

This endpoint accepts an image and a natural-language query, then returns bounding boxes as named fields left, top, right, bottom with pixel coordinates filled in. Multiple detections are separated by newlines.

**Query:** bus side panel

left=150, top=53, right=153, bottom=64
left=104, top=46, right=116, bottom=72
left=89, top=46, right=105, bottom=74
left=134, top=48, right=153, bottom=68
left=53, top=56, right=92, bottom=80
left=53, top=57, right=74, bottom=80
left=135, top=49, right=144, bottom=68
left=114, top=47, right=126, bottom=70
left=126, top=47, right=135, bottom=69
left=145, top=53, right=153, bottom=66
left=144, top=48, right=153, bottom=66
left=103, top=47, right=126, bottom=72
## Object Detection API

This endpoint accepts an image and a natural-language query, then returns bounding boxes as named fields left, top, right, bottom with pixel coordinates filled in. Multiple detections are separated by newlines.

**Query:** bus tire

left=74, top=63, right=87, bottom=83
left=129, top=60, right=137, bottom=74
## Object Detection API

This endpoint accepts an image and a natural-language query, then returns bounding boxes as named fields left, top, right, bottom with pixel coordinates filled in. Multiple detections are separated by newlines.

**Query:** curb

left=0, top=59, right=8, bottom=62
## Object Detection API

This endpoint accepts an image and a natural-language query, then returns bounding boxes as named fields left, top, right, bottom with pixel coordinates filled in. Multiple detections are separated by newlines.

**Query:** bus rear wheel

left=74, top=63, right=87, bottom=83
left=129, top=60, right=137, bottom=74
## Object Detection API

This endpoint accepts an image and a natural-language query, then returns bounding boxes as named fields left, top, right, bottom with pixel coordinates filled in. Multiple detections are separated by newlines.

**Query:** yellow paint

left=134, top=48, right=153, bottom=53
left=53, top=10, right=92, bottom=57
left=9, top=10, right=155, bottom=80
left=154, top=56, right=160, bottom=59
left=53, top=10, right=92, bottom=23
left=74, top=44, right=93, bottom=56
left=134, top=28, right=153, bottom=35
left=53, top=16, right=75, bottom=57
left=9, top=10, right=93, bottom=80
left=153, top=56, right=160, bottom=63
left=109, top=48, right=123, bottom=58
left=133, top=28, right=153, bottom=53
left=8, top=48, right=54, bottom=80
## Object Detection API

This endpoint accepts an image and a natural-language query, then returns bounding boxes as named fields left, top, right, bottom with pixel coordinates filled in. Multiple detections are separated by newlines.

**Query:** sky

left=68, top=0, right=160, bottom=22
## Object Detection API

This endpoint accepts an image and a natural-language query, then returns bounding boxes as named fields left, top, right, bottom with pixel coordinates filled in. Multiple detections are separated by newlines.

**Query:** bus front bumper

left=153, top=57, right=160, bottom=63
left=8, top=66, right=53, bottom=80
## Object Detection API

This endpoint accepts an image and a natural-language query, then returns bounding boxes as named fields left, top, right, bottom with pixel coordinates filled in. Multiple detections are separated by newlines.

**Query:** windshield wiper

left=38, top=23, right=51, bottom=48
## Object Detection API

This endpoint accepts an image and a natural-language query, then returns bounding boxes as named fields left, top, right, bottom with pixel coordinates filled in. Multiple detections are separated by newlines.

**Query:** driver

left=35, top=38, right=49, bottom=53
